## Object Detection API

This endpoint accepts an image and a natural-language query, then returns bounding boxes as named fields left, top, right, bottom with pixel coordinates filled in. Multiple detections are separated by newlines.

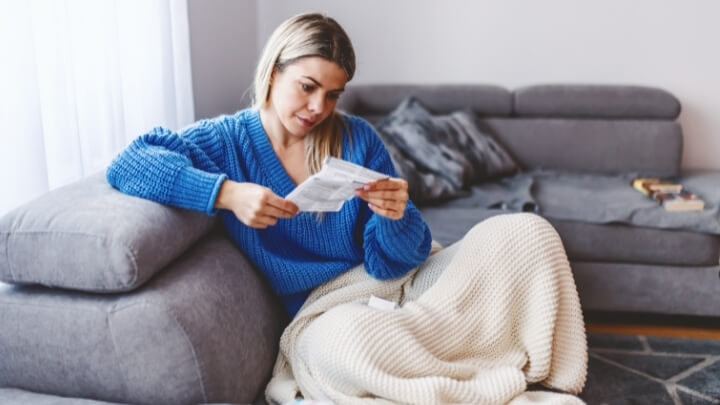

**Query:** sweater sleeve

left=105, top=119, right=229, bottom=215
left=354, top=117, right=433, bottom=280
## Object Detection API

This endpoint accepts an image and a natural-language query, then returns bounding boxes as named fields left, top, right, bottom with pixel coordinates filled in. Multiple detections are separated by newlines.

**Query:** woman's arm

left=351, top=117, right=432, bottom=279
left=106, top=119, right=229, bottom=215
left=362, top=199, right=432, bottom=279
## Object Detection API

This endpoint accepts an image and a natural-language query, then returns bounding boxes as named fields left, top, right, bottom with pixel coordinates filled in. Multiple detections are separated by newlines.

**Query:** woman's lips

left=297, top=116, right=315, bottom=128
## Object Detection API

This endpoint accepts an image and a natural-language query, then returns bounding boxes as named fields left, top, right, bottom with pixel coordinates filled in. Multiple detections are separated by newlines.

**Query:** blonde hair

left=252, top=12, right=356, bottom=175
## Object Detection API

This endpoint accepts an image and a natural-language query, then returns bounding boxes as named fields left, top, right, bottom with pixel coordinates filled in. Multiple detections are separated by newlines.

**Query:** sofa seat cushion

left=0, top=232, right=286, bottom=405
left=0, top=173, right=216, bottom=292
left=549, top=219, right=719, bottom=266
left=572, top=261, right=720, bottom=316
left=419, top=207, right=719, bottom=267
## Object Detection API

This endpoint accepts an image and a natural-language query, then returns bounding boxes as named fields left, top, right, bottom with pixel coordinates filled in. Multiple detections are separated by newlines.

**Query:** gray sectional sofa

left=1, top=84, right=718, bottom=405
left=338, top=84, right=720, bottom=317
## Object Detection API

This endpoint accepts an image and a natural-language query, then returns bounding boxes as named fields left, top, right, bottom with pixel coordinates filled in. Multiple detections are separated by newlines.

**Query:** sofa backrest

left=337, top=84, right=513, bottom=122
left=338, top=84, right=683, bottom=177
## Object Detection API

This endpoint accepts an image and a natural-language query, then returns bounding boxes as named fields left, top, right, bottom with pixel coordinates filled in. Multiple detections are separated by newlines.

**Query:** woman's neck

left=259, top=107, right=305, bottom=151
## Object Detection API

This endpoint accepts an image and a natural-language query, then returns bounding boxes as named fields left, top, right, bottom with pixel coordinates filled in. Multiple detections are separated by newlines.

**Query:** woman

left=106, top=12, right=432, bottom=318
left=108, top=12, right=586, bottom=404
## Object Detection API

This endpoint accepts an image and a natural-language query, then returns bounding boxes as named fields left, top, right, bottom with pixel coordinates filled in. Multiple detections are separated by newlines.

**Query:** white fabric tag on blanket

left=368, top=295, right=396, bottom=311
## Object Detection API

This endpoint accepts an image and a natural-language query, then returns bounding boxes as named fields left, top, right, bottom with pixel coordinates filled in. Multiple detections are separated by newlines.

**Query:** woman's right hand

left=215, top=180, right=299, bottom=229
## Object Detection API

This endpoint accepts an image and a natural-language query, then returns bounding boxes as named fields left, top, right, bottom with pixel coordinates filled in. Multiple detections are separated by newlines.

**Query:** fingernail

left=363, top=185, right=370, bottom=190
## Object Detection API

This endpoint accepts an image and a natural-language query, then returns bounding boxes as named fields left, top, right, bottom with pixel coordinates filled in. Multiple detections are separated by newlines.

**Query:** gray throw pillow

left=374, top=97, right=518, bottom=203
left=0, top=173, right=216, bottom=292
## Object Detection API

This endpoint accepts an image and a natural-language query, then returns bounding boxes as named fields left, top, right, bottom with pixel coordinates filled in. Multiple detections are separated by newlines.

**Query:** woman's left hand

left=354, top=178, right=409, bottom=220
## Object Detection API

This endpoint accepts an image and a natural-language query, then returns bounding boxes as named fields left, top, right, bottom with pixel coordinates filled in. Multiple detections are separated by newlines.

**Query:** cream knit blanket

left=266, top=213, right=588, bottom=404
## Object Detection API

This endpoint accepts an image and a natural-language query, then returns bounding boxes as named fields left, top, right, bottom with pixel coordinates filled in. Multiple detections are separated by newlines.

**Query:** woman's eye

left=328, top=93, right=340, bottom=100
left=301, top=83, right=314, bottom=92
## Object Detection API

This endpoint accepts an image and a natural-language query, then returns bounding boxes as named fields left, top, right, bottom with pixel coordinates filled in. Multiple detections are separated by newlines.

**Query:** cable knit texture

left=106, top=109, right=432, bottom=315
left=266, top=213, right=588, bottom=404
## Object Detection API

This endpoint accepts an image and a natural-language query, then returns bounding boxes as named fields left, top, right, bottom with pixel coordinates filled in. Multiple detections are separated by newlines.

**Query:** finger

left=264, top=194, right=299, bottom=216
left=368, top=203, right=401, bottom=220
left=281, top=199, right=300, bottom=215
left=251, top=214, right=277, bottom=228
left=362, top=189, right=409, bottom=201
left=247, top=221, right=268, bottom=229
left=367, top=194, right=407, bottom=210
left=354, top=191, right=368, bottom=202
left=365, top=197, right=398, bottom=210
left=260, top=214, right=279, bottom=226
left=261, top=204, right=297, bottom=219
left=367, top=197, right=404, bottom=212
left=363, top=178, right=406, bottom=191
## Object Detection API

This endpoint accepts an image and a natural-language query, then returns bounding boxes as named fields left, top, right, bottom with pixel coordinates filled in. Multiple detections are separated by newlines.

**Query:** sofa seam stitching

left=165, top=306, right=208, bottom=402
left=107, top=306, right=133, bottom=397
left=1, top=232, right=14, bottom=280
left=106, top=301, right=208, bottom=403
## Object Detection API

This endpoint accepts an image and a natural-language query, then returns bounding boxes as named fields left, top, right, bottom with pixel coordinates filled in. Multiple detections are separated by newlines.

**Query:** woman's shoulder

left=209, top=108, right=255, bottom=131
left=181, top=108, right=256, bottom=140
left=337, top=111, right=394, bottom=171
left=338, top=112, right=374, bottom=133
left=337, top=112, right=382, bottom=147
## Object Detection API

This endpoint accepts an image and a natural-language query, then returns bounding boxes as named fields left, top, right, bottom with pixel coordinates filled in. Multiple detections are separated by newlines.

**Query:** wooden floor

left=584, top=311, right=720, bottom=340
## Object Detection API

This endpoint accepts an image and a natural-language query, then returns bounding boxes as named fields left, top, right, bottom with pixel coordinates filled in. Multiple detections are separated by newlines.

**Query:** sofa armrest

left=0, top=173, right=217, bottom=292
left=0, top=231, right=287, bottom=404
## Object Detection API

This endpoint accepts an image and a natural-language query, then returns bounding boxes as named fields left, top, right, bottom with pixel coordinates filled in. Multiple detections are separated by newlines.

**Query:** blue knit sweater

left=106, top=109, right=432, bottom=316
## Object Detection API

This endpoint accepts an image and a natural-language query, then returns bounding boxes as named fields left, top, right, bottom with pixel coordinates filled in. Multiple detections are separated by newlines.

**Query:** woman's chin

left=291, top=122, right=314, bottom=137
left=292, top=127, right=312, bottom=137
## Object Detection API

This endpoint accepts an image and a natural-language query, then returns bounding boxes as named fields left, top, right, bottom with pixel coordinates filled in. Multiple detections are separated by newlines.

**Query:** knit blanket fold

left=266, top=213, right=588, bottom=405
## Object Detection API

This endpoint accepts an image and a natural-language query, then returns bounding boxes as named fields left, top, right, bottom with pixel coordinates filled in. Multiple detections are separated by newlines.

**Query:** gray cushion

left=0, top=173, right=216, bottom=292
left=513, top=84, right=681, bottom=119
left=482, top=118, right=683, bottom=176
left=338, top=84, right=513, bottom=117
left=0, top=231, right=287, bottom=405
left=375, top=97, right=518, bottom=203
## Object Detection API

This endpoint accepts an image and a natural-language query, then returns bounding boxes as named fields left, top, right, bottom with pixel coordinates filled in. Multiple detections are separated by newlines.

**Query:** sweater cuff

left=374, top=204, right=430, bottom=254
left=169, top=167, right=227, bottom=215
left=376, top=211, right=412, bottom=237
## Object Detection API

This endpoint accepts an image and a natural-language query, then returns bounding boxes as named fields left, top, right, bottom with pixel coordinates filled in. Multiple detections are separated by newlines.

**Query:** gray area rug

left=3, top=332, right=717, bottom=404
left=581, top=333, right=720, bottom=404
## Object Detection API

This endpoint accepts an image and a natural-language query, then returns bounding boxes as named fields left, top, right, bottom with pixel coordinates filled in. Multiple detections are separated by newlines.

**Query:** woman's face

left=267, top=56, right=347, bottom=139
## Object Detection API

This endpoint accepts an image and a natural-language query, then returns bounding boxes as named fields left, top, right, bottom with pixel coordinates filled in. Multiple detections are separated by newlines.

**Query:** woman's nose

left=308, top=93, right=325, bottom=114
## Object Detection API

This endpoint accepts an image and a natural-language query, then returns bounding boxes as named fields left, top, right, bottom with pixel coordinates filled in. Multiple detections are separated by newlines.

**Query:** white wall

left=257, top=0, right=720, bottom=170
left=187, top=0, right=256, bottom=120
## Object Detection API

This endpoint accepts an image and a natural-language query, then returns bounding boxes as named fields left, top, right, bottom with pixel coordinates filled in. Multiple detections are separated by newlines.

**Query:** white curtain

left=0, top=0, right=195, bottom=216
